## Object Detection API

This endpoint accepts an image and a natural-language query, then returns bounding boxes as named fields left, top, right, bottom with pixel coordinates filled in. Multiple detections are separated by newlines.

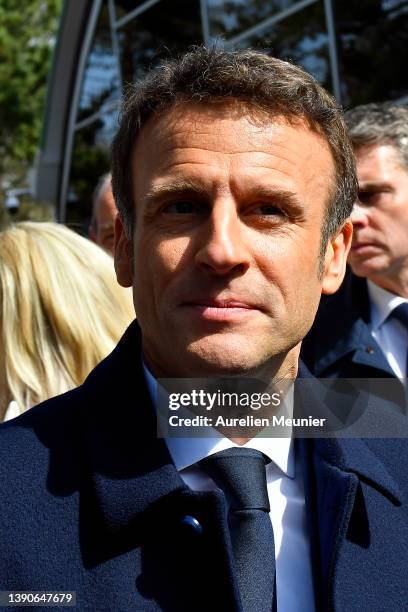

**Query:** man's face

left=115, top=103, right=350, bottom=377
left=349, top=144, right=408, bottom=288
left=92, top=182, right=117, bottom=255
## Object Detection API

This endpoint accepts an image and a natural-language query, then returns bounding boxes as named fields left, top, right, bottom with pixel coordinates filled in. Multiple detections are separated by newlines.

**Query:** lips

left=181, top=297, right=260, bottom=322
left=184, top=298, right=255, bottom=309
left=350, top=242, right=378, bottom=252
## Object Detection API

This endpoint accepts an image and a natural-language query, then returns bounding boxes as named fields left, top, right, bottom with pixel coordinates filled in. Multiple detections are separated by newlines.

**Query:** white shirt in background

left=368, top=280, right=408, bottom=379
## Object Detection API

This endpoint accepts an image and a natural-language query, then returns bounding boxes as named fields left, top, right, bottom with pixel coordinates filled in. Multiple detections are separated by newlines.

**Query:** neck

left=144, top=344, right=300, bottom=445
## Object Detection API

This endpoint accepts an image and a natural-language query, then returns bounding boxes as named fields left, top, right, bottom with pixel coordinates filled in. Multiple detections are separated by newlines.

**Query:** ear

left=114, top=215, right=133, bottom=288
left=321, top=219, right=353, bottom=295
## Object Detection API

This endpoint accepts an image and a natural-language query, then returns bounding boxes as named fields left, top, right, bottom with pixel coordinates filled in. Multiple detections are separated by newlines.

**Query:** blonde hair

left=0, top=222, right=135, bottom=419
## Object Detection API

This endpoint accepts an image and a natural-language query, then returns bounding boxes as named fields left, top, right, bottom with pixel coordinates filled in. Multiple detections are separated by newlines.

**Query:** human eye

left=255, top=204, right=286, bottom=216
left=249, top=203, right=288, bottom=220
left=161, top=200, right=204, bottom=215
left=358, top=189, right=391, bottom=206
left=358, top=191, right=375, bottom=205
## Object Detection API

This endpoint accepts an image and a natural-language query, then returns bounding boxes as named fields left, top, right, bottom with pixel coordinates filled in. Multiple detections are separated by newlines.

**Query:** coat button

left=365, top=346, right=375, bottom=354
left=180, top=515, right=203, bottom=535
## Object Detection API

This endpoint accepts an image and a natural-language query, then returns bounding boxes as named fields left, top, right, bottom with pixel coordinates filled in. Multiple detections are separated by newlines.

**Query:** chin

left=183, top=335, right=269, bottom=377
left=349, top=266, right=370, bottom=279
left=350, top=261, right=386, bottom=279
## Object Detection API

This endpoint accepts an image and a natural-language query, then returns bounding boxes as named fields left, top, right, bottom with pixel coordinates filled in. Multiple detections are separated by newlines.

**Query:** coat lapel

left=78, top=321, right=242, bottom=610
left=297, top=362, right=405, bottom=610
left=81, top=321, right=187, bottom=533
left=297, top=363, right=405, bottom=611
left=309, top=436, right=404, bottom=611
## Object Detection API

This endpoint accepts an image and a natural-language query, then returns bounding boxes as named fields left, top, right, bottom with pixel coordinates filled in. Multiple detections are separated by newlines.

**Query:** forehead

left=96, top=183, right=117, bottom=220
left=131, top=101, right=334, bottom=199
left=355, top=144, right=405, bottom=177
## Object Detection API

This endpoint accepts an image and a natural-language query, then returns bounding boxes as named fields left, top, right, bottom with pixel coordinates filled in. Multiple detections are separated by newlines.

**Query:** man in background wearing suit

left=1, top=51, right=408, bottom=612
left=302, top=104, right=408, bottom=412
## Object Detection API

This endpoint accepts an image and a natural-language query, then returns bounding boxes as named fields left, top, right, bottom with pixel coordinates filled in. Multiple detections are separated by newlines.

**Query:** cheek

left=370, top=211, right=387, bottom=231
left=134, top=236, right=191, bottom=295
left=255, top=231, right=320, bottom=285
left=155, top=237, right=191, bottom=273
left=252, top=237, right=320, bottom=332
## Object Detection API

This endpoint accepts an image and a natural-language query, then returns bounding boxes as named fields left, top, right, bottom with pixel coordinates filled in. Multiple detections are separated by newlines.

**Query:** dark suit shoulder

left=301, top=272, right=396, bottom=379
left=0, top=387, right=84, bottom=490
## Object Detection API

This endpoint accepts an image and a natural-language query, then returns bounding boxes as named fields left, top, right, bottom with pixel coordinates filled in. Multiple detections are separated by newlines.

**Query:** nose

left=194, top=199, right=250, bottom=276
left=350, top=202, right=369, bottom=227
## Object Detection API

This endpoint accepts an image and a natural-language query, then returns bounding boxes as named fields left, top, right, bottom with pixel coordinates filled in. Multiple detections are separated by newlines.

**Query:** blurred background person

left=0, top=221, right=134, bottom=421
left=89, top=173, right=116, bottom=255
left=302, top=103, right=408, bottom=411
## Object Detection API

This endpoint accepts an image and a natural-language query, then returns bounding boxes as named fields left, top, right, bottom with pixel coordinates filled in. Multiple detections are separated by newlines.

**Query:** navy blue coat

left=302, top=270, right=396, bottom=379
left=1, top=321, right=408, bottom=611
left=301, top=270, right=406, bottom=415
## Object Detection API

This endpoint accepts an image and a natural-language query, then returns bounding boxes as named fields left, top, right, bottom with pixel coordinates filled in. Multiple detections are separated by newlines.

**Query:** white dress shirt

left=368, top=280, right=408, bottom=379
left=143, top=364, right=315, bottom=611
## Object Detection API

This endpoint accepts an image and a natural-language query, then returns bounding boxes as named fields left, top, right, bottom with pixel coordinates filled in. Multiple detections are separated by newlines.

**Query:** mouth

left=181, top=298, right=259, bottom=322
left=350, top=242, right=379, bottom=253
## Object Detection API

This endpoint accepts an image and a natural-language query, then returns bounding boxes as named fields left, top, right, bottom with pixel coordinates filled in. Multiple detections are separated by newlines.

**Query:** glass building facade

left=37, top=0, right=408, bottom=230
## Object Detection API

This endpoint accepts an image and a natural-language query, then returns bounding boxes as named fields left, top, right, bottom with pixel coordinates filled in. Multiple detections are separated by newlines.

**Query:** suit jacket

left=1, top=321, right=408, bottom=611
left=301, top=270, right=406, bottom=415
left=301, top=270, right=396, bottom=379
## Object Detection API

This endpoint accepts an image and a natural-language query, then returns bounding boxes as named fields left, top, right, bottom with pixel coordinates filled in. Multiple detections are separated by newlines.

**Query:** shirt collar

left=367, top=280, right=408, bottom=330
left=143, top=361, right=295, bottom=478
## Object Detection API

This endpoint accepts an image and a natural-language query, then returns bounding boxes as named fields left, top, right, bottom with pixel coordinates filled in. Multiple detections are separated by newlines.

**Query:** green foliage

left=0, top=0, right=62, bottom=209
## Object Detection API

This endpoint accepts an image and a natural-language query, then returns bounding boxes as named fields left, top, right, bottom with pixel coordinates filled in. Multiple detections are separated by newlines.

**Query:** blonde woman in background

left=0, top=221, right=135, bottom=421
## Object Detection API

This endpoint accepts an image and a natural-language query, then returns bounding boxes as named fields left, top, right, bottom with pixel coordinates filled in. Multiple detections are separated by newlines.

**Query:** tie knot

left=199, top=448, right=270, bottom=512
left=388, top=302, right=408, bottom=328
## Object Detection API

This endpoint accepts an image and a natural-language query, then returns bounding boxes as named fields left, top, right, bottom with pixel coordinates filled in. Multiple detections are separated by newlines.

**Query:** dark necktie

left=388, top=303, right=408, bottom=376
left=199, top=448, right=275, bottom=611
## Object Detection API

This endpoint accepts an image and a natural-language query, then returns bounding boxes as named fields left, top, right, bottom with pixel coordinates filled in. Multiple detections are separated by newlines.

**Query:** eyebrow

left=144, top=180, right=304, bottom=215
left=358, top=182, right=391, bottom=191
left=245, top=187, right=305, bottom=217
left=144, top=180, right=208, bottom=205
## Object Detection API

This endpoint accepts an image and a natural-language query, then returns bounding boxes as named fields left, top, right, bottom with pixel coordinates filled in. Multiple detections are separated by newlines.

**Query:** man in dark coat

left=1, top=49, right=407, bottom=612
left=302, top=104, right=408, bottom=396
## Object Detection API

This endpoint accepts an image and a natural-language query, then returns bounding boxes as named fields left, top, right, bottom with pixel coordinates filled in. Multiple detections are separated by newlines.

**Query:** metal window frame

left=58, top=0, right=103, bottom=221
left=35, top=0, right=95, bottom=208
left=74, top=97, right=120, bottom=132
left=222, top=0, right=319, bottom=49
left=200, top=0, right=211, bottom=45
left=323, top=0, right=341, bottom=102
left=114, top=0, right=163, bottom=29
left=108, top=0, right=123, bottom=90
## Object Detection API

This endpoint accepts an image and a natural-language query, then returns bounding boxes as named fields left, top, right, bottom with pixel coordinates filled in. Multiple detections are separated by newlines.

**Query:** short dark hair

left=111, top=46, right=357, bottom=248
left=345, top=102, right=408, bottom=169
